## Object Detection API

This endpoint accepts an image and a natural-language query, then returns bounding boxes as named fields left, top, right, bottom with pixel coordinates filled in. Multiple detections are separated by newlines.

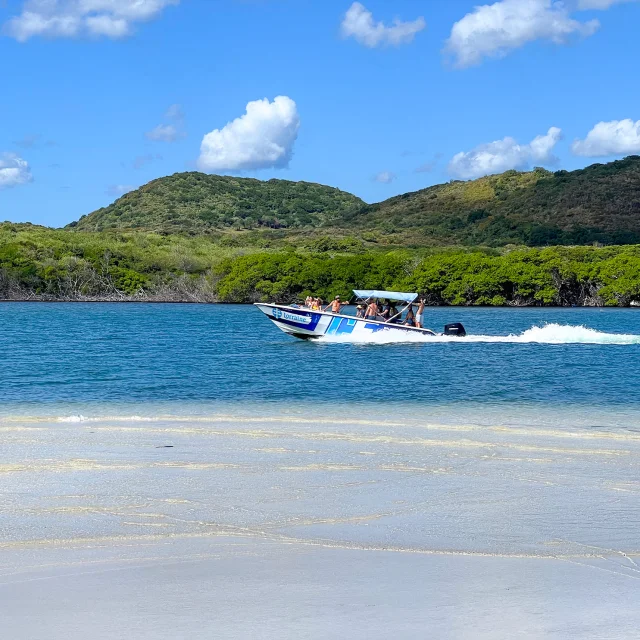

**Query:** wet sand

left=1, top=409, right=640, bottom=638
left=3, top=539, right=640, bottom=640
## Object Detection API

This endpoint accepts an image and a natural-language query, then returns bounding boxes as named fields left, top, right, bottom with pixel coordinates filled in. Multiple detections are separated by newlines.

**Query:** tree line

left=1, top=225, right=639, bottom=306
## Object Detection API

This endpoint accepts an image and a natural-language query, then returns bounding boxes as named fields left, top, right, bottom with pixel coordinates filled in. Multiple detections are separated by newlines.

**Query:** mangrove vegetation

left=2, top=223, right=639, bottom=306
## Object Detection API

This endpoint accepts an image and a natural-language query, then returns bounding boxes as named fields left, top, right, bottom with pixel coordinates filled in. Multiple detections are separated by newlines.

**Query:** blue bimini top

left=352, top=290, right=418, bottom=303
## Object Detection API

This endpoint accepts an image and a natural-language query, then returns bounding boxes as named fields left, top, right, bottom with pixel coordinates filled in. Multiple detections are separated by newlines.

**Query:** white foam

left=57, top=415, right=154, bottom=423
left=317, top=323, right=640, bottom=345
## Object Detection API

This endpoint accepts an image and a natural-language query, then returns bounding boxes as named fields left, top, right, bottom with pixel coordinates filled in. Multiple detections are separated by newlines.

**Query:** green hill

left=69, top=157, right=640, bottom=247
left=70, top=172, right=365, bottom=234
left=339, top=156, right=640, bottom=246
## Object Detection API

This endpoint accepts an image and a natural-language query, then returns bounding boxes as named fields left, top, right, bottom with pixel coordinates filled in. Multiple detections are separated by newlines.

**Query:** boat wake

left=316, top=323, right=640, bottom=345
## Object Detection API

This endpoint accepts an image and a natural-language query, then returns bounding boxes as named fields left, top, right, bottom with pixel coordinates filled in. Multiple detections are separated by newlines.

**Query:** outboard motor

left=443, top=322, right=466, bottom=337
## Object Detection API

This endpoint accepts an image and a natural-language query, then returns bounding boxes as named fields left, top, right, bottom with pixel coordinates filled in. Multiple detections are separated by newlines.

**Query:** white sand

left=1, top=409, right=639, bottom=638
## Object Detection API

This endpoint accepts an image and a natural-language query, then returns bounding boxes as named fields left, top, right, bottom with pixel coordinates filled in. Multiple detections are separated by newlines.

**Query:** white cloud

left=145, top=124, right=180, bottom=142
left=106, top=184, right=135, bottom=197
left=165, top=103, right=184, bottom=120
left=340, top=2, right=425, bottom=48
left=0, top=152, right=33, bottom=189
left=444, top=0, right=599, bottom=68
left=448, top=127, right=562, bottom=179
left=133, top=153, right=162, bottom=169
left=373, top=171, right=397, bottom=184
left=571, top=119, right=640, bottom=156
left=4, top=0, right=179, bottom=42
left=415, top=153, right=443, bottom=173
left=13, top=134, right=41, bottom=148
left=577, top=0, right=638, bottom=8
left=197, top=96, right=300, bottom=172
left=145, top=104, right=185, bottom=142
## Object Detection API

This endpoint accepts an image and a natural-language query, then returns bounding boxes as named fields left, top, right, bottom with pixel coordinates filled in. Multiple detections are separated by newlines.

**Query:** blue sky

left=1, top=0, right=640, bottom=227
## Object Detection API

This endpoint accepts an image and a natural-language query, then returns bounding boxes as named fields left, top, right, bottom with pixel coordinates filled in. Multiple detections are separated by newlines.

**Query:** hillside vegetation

left=68, top=157, right=640, bottom=248
left=2, top=223, right=640, bottom=306
left=71, top=173, right=364, bottom=234
left=339, top=156, right=640, bottom=247
left=5, top=157, right=640, bottom=304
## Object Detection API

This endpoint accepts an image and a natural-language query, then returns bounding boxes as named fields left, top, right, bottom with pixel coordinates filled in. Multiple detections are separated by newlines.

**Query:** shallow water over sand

left=1, top=304, right=640, bottom=638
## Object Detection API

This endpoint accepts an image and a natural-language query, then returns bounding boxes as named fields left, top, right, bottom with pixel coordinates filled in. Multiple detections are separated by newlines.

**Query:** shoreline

left=1, top=297, right=638, bottom=308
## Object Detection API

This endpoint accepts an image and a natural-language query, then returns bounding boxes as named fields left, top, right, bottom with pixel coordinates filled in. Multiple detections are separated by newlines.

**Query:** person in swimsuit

left=365, top=299, right=379, bottom=320
left=356, top=305, right=365, bottom=318
left=325, top=295, right=346, bottom=314
left=404, top=304, right=415, bottom=326
left=388, top=303, right=400, bottom=323
left=415, top=299, right=425, bottom=328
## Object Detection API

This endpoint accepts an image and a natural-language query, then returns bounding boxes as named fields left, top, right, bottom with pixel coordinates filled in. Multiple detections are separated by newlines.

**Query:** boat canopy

left=352, top=290, right=418, bottom=303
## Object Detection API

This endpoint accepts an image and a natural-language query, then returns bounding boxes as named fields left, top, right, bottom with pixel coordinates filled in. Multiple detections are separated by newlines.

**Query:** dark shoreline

left=0, top=298, right=202, bottom=304
left=1, top=298, right=638, bottom=308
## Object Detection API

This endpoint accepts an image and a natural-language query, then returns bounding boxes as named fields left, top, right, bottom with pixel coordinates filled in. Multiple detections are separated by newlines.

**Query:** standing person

left=325, top=295, right=346, bottom=314
left=415, top=299, right=425, bottom=328
left=365, top=299, right=379, bottom=320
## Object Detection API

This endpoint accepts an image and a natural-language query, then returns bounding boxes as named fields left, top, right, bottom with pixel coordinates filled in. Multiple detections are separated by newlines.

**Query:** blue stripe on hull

left=326, top=317, right=357, bottom=336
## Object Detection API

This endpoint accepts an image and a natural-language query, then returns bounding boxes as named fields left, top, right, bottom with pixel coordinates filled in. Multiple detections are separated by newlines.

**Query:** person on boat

left=365, top=299, right=379, bottom=320
left=404, top=304, right=415, bottom=326
left=305, top=295, right=313, bottom=308
left=415, top=299, right=425, bottom=328
left=388, top=303, right=400, bottom=323
left=379, top=300, right=391, bottom=322
left=325, top=295, right=346, bottom=314
left=355, top=305, right=365, bottom=318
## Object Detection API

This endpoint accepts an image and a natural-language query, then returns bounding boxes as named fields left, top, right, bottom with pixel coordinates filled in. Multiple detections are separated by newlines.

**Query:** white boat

left=254, top=289, right=466, bottom=340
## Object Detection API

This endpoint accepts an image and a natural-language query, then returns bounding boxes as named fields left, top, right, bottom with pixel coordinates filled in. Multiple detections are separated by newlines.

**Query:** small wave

left=317, top=323, right=640, bottom=345
left=57, top=415, right=155, bottom=423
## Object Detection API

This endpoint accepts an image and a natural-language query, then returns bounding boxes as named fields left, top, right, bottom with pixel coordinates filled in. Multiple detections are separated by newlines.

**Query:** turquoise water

left=3, top=303, right=640, bottom=639
left=1, top=303, right=640, bottom=413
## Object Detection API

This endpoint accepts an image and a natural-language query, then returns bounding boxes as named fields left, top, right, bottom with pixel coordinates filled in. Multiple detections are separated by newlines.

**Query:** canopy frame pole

left=387, top=301, right=410, bottom=324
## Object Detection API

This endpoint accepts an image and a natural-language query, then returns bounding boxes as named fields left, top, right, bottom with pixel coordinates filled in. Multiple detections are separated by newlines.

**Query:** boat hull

left=254, top=303, right=437, bottom=339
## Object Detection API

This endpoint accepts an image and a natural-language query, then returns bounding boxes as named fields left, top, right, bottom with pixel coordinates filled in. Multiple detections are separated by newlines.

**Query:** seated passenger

left=388, top=303, right=400, bottom=323
left=404, top=304, right=415, bottom=326
left=379, top=301, right=391, bottom=322
left=356, top=305, right=365, bottom=318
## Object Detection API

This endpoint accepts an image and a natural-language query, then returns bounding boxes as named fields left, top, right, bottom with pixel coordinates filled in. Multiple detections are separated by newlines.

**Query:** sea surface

left=1, top=303, right=640, bottom=639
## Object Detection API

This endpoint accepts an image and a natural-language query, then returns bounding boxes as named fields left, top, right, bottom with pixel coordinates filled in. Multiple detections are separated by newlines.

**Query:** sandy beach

left=2, top=408, right=640, bottom=639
